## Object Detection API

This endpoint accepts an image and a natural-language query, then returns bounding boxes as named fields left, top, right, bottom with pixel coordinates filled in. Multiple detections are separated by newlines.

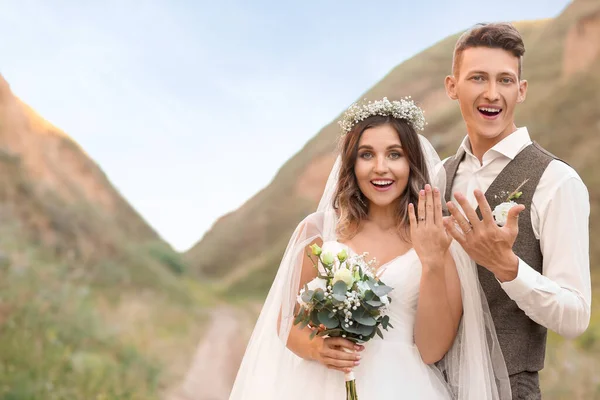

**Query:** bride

left=229, top=98, right=511, bottom=399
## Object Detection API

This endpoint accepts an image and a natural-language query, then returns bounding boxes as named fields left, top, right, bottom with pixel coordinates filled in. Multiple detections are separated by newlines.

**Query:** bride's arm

left=282, top=238, right=321, bottom=360
left=409, top=185, right=463, bottom=364
left=282, top=238, right=362, bottom=373
left=414, top=251, right=463, bottom=364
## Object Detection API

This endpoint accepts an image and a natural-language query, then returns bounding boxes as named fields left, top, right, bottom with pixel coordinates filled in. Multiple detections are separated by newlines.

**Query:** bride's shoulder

left=294, top=212, right=325, bottom=235
left=295, top=211, right=338, bottom=243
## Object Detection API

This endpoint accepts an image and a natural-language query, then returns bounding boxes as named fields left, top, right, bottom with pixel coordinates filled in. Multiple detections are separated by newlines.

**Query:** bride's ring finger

left=418, top=189, right=426, bottom=223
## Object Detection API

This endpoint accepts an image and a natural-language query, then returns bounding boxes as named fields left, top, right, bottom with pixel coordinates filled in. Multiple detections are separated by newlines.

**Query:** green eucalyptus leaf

left=332, top=280, right=347, bottom=302
left=358, top=324, right=374, bottom=336
left=341, top=322, right=360, bottom=334
left=310, top=309, right=320, bottom=324
left=333, top=280, right=347, bottom=295
left=301, top=290, right=314, bottom=304
left=365, top=300, right=382, bottom=307
left=300, top=318, right=309, bottom=330
left=317, top=309, right=340, bottom=329
left=373, top=285, right=393, bottom=298
left=352, top=309, right=376, bottom=326
left=313, top=289, right=325, bottom=302
left=321, top=328, right=342, bottom=337
left=332, top=294, right=346, bottom=302
left=381, top=315, right=390, bottom=330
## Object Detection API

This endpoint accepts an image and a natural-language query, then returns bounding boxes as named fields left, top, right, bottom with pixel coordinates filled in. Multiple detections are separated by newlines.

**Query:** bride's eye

left=359, top=152, right=373, bottom=160
left=388, top=152, right=402, bottom=160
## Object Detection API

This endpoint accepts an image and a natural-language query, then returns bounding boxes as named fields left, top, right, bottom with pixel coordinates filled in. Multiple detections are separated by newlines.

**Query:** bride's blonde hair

left=333, top=115, right=430, bottom=240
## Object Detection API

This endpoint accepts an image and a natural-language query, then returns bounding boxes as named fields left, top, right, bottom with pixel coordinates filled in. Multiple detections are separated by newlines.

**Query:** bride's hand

left=311, top=337, right=363, bottom=373
left=408, top=184, right=452, bottom=270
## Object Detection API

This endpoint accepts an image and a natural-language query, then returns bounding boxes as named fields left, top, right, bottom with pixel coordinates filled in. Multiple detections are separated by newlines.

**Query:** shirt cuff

left=499, top=258, right=541, bottom=300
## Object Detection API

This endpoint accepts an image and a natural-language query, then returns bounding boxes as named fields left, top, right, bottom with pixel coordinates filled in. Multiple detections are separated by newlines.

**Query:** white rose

left=333, top=267, right=355, bottom=287
left=306, top=277, right=328, bottom=292
left=492, top=201, right=518, bottom=227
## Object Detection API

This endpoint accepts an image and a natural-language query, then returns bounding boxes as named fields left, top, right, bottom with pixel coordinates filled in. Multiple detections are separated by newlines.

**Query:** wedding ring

left=464, top=226, right=473, bottom=234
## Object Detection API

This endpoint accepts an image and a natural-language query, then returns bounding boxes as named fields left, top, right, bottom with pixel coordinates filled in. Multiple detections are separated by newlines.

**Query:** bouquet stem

left=345, top=372, right=358, bottom=399
left=344, top=370, right=358, bottom=399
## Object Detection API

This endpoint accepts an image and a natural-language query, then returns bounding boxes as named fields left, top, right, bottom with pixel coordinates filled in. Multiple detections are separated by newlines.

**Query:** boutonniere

left=492, top=179, right=529, bottom=227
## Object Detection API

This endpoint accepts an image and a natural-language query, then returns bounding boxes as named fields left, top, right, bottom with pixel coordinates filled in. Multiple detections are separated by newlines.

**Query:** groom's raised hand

left=443, top=189, right=525, bottom=282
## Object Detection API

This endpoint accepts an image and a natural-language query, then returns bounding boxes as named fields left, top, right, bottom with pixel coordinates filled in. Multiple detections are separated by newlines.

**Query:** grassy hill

left=186, top=0, right=600, bottom=398
left=0, top=76, right=214, bottom=399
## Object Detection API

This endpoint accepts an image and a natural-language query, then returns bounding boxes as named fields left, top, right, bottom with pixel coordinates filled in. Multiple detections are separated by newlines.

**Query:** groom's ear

left=517, top=79, right=528, bottom=103
left=445, top=75, right=458, bottom=100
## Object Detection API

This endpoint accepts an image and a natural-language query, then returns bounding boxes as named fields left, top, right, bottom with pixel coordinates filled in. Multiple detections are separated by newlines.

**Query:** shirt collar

left=457, top=127, right=532, bottom=161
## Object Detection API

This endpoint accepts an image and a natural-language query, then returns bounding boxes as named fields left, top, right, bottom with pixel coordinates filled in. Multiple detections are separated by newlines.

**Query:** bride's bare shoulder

left=295, top=211, right=332, bottom=240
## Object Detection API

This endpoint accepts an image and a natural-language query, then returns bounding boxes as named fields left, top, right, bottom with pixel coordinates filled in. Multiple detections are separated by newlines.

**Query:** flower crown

left=337, top=97, right=426, bottom=135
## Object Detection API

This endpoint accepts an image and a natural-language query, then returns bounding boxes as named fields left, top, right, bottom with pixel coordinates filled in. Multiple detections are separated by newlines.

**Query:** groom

left=441, top=23, right=591, bottom=399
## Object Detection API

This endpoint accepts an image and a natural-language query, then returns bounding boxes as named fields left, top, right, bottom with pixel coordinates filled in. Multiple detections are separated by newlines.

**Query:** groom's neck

left=466, top=123, right=518, bottom=164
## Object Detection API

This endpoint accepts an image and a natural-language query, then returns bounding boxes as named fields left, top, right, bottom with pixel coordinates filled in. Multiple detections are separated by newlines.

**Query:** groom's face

left=445, top=46, right=527, bottom=142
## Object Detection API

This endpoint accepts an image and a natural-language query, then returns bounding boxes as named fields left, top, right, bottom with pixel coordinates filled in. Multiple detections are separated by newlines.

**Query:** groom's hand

left=443, top=190, right=525, bottom=282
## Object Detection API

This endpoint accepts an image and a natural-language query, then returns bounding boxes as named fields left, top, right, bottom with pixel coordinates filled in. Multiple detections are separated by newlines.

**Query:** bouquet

left=293, top=243, right=394, bottom=400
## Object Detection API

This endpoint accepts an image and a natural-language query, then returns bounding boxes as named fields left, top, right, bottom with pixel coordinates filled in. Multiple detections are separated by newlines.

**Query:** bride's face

left=354, top=124, right=410, bottom=208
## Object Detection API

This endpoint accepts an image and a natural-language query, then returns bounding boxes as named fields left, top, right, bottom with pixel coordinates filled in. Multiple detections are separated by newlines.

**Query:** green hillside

left=0, top=77, right=214, bottom=399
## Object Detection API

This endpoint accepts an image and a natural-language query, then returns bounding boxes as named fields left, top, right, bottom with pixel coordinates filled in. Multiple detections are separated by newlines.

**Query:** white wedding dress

left=229, top=135, right=511, bottom=400
left=344, top=243, right=451, bottom=399
left=276, top=242, right=451, bottom=400
left=275, top=240, right=451, bottom=399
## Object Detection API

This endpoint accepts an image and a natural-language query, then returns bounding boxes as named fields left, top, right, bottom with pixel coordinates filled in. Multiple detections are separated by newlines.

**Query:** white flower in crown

left=338, top=96, right=427, bottom=135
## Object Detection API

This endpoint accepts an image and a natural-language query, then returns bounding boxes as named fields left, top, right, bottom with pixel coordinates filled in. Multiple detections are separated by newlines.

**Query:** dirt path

left=166, top=306, right=251, bottom=400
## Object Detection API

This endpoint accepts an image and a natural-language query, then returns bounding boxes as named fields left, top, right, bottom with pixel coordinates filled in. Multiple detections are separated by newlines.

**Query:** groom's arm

left=500, top=172, right=591, bottom=339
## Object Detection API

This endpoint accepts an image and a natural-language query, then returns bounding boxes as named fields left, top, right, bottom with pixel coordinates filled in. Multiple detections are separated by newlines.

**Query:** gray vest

left=444, top=142, right=558, bottom=376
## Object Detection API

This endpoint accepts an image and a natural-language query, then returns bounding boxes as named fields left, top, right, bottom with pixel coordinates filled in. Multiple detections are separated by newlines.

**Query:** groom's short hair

left=452, top=22, right=525, bottom=79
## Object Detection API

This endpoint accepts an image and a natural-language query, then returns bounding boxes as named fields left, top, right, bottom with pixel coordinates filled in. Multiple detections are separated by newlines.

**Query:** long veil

left=229, top=135, right=511, bottom=399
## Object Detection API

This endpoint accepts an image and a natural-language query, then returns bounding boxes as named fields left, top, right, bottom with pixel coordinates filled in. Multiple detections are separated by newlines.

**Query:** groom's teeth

left=478, top=107, right=501, bottom=112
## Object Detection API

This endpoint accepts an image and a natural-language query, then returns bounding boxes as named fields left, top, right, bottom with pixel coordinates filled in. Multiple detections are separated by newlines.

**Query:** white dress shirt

left=448, top=127, right=591, bottom=339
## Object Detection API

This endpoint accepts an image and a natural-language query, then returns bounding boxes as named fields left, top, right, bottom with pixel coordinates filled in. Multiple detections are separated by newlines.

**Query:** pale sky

left=0, top=0, right=571, bottom=251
